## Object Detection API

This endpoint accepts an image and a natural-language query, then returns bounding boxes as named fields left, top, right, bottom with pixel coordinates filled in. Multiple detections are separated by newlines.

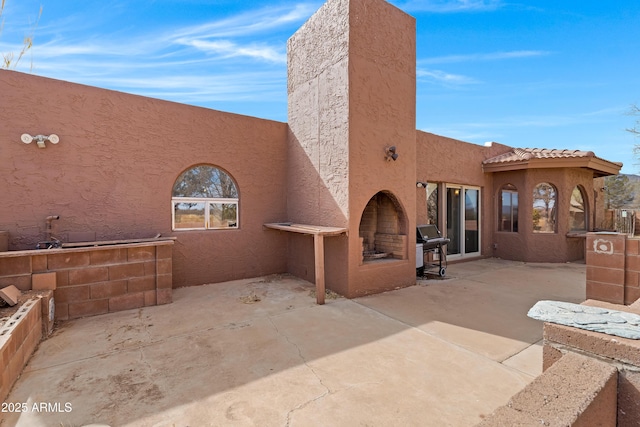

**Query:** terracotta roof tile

left=484, top=148, right=596, bottom=164
left=482, top=147, right=622, bottom=177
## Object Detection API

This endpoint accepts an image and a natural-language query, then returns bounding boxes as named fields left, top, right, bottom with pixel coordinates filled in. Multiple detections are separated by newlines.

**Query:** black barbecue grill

left=416, top=224, right=449, bottom=277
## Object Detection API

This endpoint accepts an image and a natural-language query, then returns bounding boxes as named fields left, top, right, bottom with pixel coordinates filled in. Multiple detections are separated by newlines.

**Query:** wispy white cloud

left=159, top=4, right=316, bottom=64
left=94, top=73, right=286, bottom=103
left=417, top=68, right=479, bottom=85
left=415, top=50, right=550, bottom=87
left=442, top=114, right=598, bottom=131
left=422, top=50, right=551, bottom=64
left=30, top=41, right=128, bottom=57
left=420, top=108, right=627, bottom=142
left=168, top=3, right=319, bottom=39
left=393, top=0, right=502, bottom=13
left=176, top=39, right=286, bottom=63
left=6, top=3, right=317, bottom=108
left=419, top=127, right=501, bottom=142
left=478, top=108, right=625, bottom=129
left=583, top=106, right=628, bottom=117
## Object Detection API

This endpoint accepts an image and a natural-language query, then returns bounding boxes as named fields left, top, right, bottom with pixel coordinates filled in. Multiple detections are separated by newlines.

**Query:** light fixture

left=416, top=182, right=427, bottom=188
left=385, top=145, right=398, bottom=161
left=21, top=133, right=60, bottom=149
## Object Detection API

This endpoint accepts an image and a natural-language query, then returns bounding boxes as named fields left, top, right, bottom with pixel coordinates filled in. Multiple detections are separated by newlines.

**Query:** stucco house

left=0, top=0, right=621, bottom=303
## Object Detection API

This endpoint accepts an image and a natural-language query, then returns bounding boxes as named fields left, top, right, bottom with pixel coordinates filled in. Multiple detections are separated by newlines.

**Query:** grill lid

left=416, top=224, right=449, bottom=247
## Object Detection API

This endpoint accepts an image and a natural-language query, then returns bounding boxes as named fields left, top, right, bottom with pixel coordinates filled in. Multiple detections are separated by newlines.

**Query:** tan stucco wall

left=0, top=70, right=289, bottom=287
left=346, top=0, right=417, bottom=296
left=415, top=132, right=513, bottom=258
left=492, top=167, right=595, bottom=262
left=286, top=0, right=351, bottom=293
left=415, top=132, right=598, bottom=262
left=287, top=0, right=417, bottom=297
left=489, top=170, right=528, bottom=260
left=287, top=0, right=350, bottom=226
left=593, top=176, right=607, bottom=229
left=416, top=133, right=512, bottom=186
left=0, top=0, right=612, bottom=295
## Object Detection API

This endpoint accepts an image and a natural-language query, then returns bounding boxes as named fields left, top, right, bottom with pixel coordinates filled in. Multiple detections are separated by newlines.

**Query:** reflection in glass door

left=446, top=187, right=461, bottom=255
left=446, top=186, right=480, bottom=257
left=465, top=188, right=479, bottom=254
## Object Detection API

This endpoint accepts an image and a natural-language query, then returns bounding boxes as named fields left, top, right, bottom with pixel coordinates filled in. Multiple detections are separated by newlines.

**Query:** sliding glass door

left=446, top=185, right=480, bottom=258
left=464, top=188, right=479, bottom=254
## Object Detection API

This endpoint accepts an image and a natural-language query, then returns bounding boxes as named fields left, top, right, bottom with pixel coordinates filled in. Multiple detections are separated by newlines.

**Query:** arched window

left=533, top=182, right=557, bottom=233
left=171, top=165, right=239, bottom=230
left=569, top=186, right=587, bottom=231
left=499, top=184, right=518, bottom=232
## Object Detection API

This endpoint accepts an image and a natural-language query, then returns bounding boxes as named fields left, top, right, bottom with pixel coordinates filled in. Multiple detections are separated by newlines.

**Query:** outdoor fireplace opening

left=359, top=191, right=408, bottom=263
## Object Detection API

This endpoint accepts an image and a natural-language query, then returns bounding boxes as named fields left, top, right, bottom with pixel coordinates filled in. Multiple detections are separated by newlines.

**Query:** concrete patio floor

left=3, top=258, right=586, bottom=427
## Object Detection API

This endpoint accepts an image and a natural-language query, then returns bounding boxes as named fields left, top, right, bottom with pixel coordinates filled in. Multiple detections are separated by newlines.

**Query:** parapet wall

left=586, top=232, right=640, bottom=305
left=0, top=240, right=173, bottom=320
left=543, top=299, right=640, bottom=425
left=0, top=292, right=54, bottom=402
left=481, top=299, right=640, bottom=426
left=478, top=352, right=617, bottom=426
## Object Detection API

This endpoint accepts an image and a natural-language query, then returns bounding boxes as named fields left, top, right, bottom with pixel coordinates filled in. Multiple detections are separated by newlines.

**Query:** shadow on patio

left=4, top=259, right=585, bottom=427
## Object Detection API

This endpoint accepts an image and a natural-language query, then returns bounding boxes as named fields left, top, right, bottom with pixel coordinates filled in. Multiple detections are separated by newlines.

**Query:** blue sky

left=2, top=0, right=639, bottom=173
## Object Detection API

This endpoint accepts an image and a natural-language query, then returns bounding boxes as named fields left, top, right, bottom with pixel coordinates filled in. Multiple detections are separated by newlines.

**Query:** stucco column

left=586, top=232, right=626, bottom=304
left=287, top=0, right=417, bottom=297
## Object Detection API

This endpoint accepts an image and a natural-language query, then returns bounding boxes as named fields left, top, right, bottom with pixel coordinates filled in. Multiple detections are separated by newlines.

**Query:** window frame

left=532, top=182, right=557, bottom=234
left=445, top=184, right=481, bottom=259
left=171, top=165, right=239, bottom=231
left=172, top=198, right=239, bottom=231
left=569, top=185, right=588, bottom=231
left=498, top=184, right=518, bottom=233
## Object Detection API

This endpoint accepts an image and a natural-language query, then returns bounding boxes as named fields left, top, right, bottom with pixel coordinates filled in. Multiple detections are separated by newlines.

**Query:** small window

left=499, top=184, right=518, bottom=232
left=569, top=186, right=587, bottom=231
left=533, top=182, right=557, bottom=233
left=172, top=165, right=239, bottom=230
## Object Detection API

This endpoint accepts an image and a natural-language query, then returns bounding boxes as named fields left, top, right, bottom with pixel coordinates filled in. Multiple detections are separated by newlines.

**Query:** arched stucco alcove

left=358, top=190, right=408, bottom=262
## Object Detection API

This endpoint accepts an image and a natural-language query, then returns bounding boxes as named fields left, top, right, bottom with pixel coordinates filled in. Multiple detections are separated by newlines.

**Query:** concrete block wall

left=478, top=352, right=617, bottom=427
left=359, top=202, right=377, bottom=253
left=0, top=298, right=42, bottom=402
left=624, top=238, right=640, bottom=304
left=0, top=240, right=173, bottom=320
left=483, top=299, right=640, bottom=426
left=542, top=299, right=640, bottom=425
left=376, top=197, right=401, bottom=235
left=374, top=234, right=407, bottom=259
left=586, top=232, right=639, bottom=305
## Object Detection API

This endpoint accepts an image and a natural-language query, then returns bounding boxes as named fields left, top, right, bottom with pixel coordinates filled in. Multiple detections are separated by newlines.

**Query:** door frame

left=445, top=184, right=481, bottom=260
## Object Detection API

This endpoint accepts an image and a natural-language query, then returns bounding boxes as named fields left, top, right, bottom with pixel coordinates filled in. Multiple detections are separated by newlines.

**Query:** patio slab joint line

left=498, top=339, right=543, bottom=364
left=352, top=299, right=532, bottom=368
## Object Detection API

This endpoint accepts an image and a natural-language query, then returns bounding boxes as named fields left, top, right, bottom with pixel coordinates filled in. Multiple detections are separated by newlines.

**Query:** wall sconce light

left=385, top=145, right=398, bottom=161
left=21, top=133, right=60, bottom=149
left=416, top=182, right=427, bottom=188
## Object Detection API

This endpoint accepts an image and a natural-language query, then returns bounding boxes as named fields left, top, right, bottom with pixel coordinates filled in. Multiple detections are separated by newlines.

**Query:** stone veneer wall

left=0, top=240, right=173, bottom=320
left=586, top=232, right=640, bottom=305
